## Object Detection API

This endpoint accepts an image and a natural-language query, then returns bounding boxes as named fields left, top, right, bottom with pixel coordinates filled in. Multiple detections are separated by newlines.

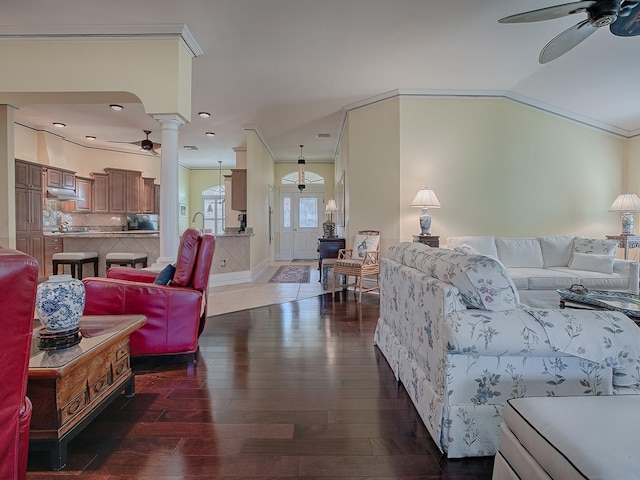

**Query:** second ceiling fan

left=499, top=0, right=640, bottom=63
left=110, top=130, right=161, bottom=155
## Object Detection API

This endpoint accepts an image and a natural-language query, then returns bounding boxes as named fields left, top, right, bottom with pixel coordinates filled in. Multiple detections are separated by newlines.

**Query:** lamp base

left=419, top=208, right=432, bottom=235
left=323, top=221, right=336, bottom=238
left=621, top=212, right=634, bottom=235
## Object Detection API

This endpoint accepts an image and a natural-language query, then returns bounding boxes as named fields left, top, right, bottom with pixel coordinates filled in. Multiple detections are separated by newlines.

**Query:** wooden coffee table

left=28, top=314, right=146, bottom=470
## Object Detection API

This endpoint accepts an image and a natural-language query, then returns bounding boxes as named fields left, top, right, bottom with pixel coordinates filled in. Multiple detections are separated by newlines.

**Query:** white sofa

left=447, top=235, right=639, bottom=307
left=374, top=242, right=640, bottom=458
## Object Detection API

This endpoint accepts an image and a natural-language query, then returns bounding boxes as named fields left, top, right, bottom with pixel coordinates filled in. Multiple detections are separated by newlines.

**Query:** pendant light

left=297, top=144, right=306, bottom=191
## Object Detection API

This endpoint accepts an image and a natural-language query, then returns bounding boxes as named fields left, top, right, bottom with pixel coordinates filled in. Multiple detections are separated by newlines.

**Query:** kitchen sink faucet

left=191, top=211, right=205, bottom=230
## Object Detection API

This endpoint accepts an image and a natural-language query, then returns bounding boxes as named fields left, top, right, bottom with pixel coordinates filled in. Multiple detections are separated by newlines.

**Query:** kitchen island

left=45, top=230, right=159, bottom=277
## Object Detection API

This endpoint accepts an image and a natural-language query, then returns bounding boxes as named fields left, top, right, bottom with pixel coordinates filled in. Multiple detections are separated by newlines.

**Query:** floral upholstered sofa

left=374, top=242, right=640, bottom=458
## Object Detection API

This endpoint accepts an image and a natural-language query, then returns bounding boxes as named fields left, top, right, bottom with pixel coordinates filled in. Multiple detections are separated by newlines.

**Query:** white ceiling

left=3, top=0, right=640, bottom=169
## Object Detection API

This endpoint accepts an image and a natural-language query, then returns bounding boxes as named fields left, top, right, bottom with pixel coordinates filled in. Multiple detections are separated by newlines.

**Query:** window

left=281, top=170, right=324, bottom=186
left=202, top=184, right=225, bottom=234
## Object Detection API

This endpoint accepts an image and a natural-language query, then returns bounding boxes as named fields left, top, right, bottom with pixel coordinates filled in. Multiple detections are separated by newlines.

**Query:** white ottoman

left=493, top=395, right=640, bottom=480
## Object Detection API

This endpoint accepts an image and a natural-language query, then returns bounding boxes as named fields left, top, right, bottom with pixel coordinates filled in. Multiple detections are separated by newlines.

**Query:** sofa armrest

left=107, top=267, right=157, bottom=283
left=613, top=259, right=639, bottom=294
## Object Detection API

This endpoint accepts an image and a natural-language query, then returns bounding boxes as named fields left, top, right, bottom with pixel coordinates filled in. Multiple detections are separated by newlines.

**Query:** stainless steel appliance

left=127, top=214, right=159, bottom=231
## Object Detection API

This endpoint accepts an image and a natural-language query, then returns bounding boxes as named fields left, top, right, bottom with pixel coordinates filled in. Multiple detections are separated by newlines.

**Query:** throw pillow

left=573, top=237, right=618, bottom=256
left=153, top=264, right=176, bottom=285
left=568, top=252, right=615, bottom=274
left=352, top=234, right=380, bottom=259
left=453, top=244, right=482, bottom=255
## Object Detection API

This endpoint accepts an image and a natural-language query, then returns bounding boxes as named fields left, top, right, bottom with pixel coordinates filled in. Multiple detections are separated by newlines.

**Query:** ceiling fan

left=499, top=0, right=640, bottom=63
left=109, top=130, right=161, bottom=155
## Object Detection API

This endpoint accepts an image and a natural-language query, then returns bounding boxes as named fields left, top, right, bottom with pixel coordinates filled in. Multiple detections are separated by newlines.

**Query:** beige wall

left=341, top=95, right=630, bottom=254
left=344, top=97, right=401, bottom=253
left=246, top=130, right=275, bottom=270
left=187, top=167, right=231, bottom=231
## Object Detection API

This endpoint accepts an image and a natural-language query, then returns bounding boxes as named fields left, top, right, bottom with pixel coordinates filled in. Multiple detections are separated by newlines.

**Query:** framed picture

left=179, top=203, right=187, bottom=218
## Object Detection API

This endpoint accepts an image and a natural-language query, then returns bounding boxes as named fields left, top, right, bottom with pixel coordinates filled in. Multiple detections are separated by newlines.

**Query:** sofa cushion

left=573, top=236, right=618, bottom=256
left=495, top=238, right=543, bottom=268
left=389, top=243, right=519, bottom=311
left=568, top=252, right=615, bottom=274
left=540, top=235, right=574, bottom=267
left=447, top=236, right=498, bottom=259
left=508, top=267, right=578, bottom=290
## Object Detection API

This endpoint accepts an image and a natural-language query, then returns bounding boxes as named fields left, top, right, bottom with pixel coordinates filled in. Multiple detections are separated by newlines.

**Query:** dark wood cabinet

left=142, top=177, right=156, bottom=214
left=46, top=167, right=76, bottom=190
left=413, top=235, right=439, bottom=247
left=317, top=237, right=346, bottom=271
left=15, top=160, right=44, bottom=277
left=154, top=184, right=161, bottom=214
left=91, top=172, right=109, bottom=213
left=231, top=169, right=247, bottom=211
left=43, top=236, right=63, bottom=278
left=74, top=177, right=93, bottom=212
left=103, top=168, right=142, bottom=213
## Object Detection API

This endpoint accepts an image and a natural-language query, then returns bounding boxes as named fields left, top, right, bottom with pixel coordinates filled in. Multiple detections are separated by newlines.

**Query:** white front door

left=280, top=189, right=324, bottom=260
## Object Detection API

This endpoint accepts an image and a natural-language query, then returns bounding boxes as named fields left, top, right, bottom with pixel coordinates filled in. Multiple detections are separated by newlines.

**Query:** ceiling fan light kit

left=499, top=0, right=640, bottom=63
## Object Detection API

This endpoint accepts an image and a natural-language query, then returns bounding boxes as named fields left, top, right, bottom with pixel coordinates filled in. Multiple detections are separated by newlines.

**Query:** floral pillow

left=573, top=237, right=618, bottom=256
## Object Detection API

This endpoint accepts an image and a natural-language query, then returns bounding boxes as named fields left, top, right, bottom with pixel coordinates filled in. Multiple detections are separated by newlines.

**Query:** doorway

left=280, top=188, right=324, bottom=260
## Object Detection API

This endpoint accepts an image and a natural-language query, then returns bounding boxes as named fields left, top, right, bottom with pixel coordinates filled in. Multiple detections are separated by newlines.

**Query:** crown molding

left=0, top=24, right=203, bottom=57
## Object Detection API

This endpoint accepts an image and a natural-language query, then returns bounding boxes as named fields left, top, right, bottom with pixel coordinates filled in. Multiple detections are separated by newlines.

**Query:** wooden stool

left=105, top=252, right=148, bottom=270
left=52, top=252, right=99, bottom=280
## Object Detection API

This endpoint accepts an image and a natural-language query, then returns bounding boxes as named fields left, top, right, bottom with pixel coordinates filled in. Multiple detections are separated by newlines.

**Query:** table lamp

left=323, top=199, right=339, bottom=238
left=609, top=192, right=640, bottom=235
left=411, top=188, right=440, bottom=235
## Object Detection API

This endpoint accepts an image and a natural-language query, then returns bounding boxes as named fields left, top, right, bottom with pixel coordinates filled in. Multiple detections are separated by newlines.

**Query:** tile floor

left=207, top=260, right=332, bottom=316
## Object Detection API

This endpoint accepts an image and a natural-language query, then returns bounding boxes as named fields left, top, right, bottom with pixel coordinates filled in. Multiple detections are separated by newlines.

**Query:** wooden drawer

left=44, top=236, right=63, bottom=277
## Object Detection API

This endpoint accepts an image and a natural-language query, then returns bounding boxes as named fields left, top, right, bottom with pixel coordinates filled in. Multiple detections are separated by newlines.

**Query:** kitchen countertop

left=44, top=230, right=160, bottom=238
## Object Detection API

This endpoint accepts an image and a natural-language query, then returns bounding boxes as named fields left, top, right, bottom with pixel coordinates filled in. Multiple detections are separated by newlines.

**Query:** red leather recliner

left=82, top=229, right=216, bottom=361
left=0, top=249, right=38, bottom=480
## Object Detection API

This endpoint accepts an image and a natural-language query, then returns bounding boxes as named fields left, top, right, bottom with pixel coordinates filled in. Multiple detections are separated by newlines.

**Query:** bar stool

left=105, top=252, right=148, bottom=270
left=52, top=252, right=99, bottom=280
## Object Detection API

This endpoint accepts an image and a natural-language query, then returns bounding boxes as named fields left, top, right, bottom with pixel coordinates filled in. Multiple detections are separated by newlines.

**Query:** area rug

left=269, top=265, right=310, bottom=283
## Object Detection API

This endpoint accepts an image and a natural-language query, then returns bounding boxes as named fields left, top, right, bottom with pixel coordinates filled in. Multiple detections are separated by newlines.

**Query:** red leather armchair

left=0, top=249, right=38, bottom=480
left=83, top=228, right=215, bottom=361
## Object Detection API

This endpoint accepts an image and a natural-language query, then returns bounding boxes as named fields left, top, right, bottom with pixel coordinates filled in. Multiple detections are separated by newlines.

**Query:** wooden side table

left=317, top=237, right=345, bottom=273
left=606, top=234, right=640, bottom=260
left=413, top=235, right=440, bottom=247
left=28, top=314, right=146, bottom=470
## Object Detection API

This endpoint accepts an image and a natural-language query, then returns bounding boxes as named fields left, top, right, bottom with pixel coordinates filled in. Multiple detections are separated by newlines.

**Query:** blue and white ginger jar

left=35, top=274, right=85, bottom=332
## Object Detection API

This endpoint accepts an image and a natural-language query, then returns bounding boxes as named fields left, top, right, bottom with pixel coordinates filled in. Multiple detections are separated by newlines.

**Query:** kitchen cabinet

left=91, top=172, right=109, bottom=213
left=15, top=159, right=44, bottom=277
left=231, top=169, right=247, bottom=211
left=43, top=236, right=63, bottom=277
left=74, top=176, right=93, bottom=212
left=154, top=184, right=161, bottom=214
left=103, top=168, right=142, bottom=213
left=142, top=177, right=156, bottom=214
left=46, top=167, right=76, bottom=190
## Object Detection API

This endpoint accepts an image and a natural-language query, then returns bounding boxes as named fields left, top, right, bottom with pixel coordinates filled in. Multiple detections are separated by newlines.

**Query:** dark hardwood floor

left=27, top=292, right=494, bottom=479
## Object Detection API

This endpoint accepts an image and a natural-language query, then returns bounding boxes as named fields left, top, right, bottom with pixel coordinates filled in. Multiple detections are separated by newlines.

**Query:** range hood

left=46, top=187, right=85, bottom=201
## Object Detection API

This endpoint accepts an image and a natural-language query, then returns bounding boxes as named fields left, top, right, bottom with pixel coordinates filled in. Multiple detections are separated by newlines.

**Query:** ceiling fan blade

left=611, top=1, right=640, bottom=35
left=499, top=1, right=596, bottom=23
left=539, top=19, right=598, bottom=63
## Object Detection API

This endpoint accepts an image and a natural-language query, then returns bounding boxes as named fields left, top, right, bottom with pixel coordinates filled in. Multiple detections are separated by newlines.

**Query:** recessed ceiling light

left=205, top=131, right=216, bottom=137
left=198, top=112, right=211, bottom=118
left=52, top=122, right=65, bottom=128
left=110, top=104, right=123, bottom=111
left=85, top=135, right=96, bottom=140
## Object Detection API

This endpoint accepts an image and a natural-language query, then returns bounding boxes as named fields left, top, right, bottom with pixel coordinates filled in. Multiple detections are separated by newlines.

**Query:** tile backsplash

left=44, top=200, right=126, bottom=232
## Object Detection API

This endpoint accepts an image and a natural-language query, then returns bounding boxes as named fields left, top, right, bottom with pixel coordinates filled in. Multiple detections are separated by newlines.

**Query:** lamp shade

left=609, top=193, right=640, bottom=212
left=411, top=188, right=441, bottom=208
left=325, top=199, right=338, bottom=212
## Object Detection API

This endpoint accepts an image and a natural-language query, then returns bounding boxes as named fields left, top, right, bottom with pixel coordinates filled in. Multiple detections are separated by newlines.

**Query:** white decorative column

left=153, top=114, right=185, bottom=267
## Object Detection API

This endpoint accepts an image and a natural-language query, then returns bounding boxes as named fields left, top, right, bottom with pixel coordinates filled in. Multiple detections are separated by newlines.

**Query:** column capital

left=152, top=114, right=186, bottom=128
